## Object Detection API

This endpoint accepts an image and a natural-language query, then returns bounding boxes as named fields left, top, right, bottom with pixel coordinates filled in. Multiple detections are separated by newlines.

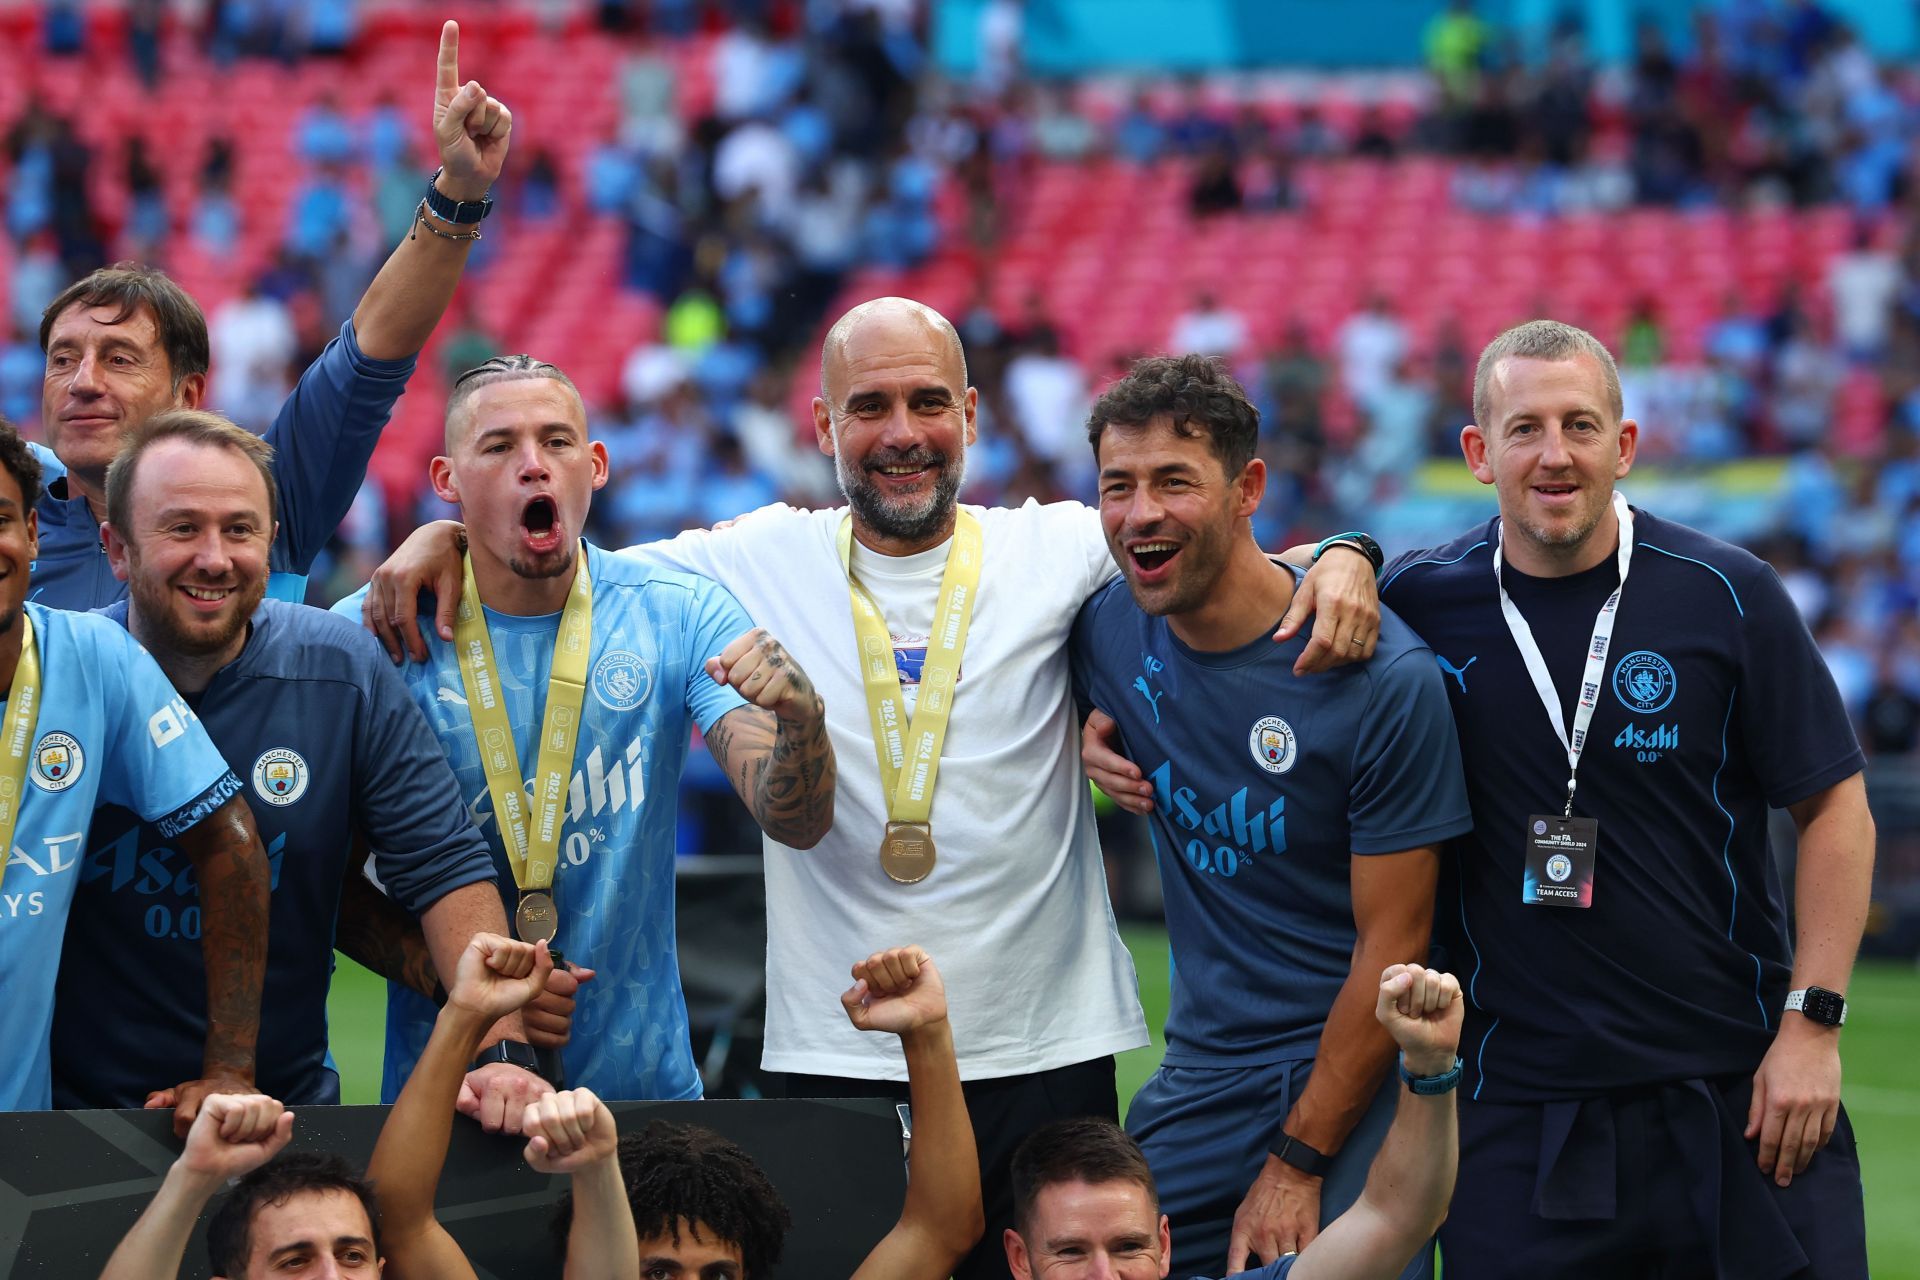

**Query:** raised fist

left=1375, top=964, right=1465, bottom=1079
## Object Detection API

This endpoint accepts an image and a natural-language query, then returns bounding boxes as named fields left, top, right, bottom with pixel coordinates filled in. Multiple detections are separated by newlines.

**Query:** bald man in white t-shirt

left=359, top=298, right=1383, bottom=1280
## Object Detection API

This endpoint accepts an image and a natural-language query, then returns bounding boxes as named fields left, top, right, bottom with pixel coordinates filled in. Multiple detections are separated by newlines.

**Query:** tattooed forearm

left=178, top=794, right=270, bottom=1081
left=337, top=865, right=444, bottom=1001
left=709, top=703, right=836, bottom=849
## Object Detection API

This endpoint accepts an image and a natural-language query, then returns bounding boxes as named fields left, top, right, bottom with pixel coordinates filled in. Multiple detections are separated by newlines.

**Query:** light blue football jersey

left=1, top=602, right=242, bottom=1110
left=335, top=542, right=752, bottom=1100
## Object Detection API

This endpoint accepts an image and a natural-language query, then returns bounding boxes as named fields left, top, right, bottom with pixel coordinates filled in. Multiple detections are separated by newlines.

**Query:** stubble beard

left=129, top=563, right=264, bottom=660
left=836, top=444, right=965, bottom=546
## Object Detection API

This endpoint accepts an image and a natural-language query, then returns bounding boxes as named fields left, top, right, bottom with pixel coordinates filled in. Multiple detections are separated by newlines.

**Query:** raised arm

left=522, top=1089, right=638, bottom=1280
left=99, top=1094, right=294, bottom=1280
left=1290, top=965, right=1463, bottom=1280
left=1228, top=846, right=1439, bottom=1273
left=366, top=933, right=553, bottom=1280
left=350, top=22, right=510, bottom=361
left=1747, top=771, right=1874, bottom=1186
left=152, top=793, right=271, bottom=1138
left=703, top=629, right=836, bottom=849
left=846, top=947, right=985, bottom=1280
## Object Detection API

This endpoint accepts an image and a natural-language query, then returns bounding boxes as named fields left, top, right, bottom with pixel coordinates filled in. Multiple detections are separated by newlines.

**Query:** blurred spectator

left=1188, top=144, right=1242, bottom=216
left=128, top=0, right=163, bottom=87
left=1829, top=223, right=1899, bottom=360
left=297, top=93, right=357, bottom=167
left=1337, top=294, right=1409, bottom=404
left=1113, top=91, right=1167, bottom=165
left=1425, top=0, right=1490, bottom=103
left=1622, top=299, right=1666, bottom=367
left=1169, top=291, right=1248, bottom=359
left=1861, top=647, right=1920, bottom=755
left=10, top=233, right=63, bottom=337
left=124, top=137, right=169, bottom=256
left=440, top=300, right=499, bottom=387
left=0, top=323, right=41, bottom=429
left=1032, top=86, right=1098, bottom=161
left=209, top=280, right=298, bottom=431
left=1005, top=329, right=1091, bottom=468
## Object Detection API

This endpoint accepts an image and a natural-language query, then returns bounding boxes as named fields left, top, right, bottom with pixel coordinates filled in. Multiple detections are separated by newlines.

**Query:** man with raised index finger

left=32, top=19, right=511, bottom=611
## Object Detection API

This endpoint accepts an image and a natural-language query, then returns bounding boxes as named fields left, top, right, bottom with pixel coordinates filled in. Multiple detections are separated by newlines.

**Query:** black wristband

left=469, top=1039, right=543, bottom=1078
left=425, top=167, right=494, bottom=224
left=1270, top=1132, right=1334, bottom=1178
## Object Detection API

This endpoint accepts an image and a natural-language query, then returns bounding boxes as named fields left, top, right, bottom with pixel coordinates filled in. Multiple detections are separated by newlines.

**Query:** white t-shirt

left=630, top=501, right=1149, bottom=1081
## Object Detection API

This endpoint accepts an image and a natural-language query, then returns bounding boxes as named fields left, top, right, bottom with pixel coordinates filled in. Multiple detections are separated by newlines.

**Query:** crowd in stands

left=0, top=0, right=1914, bottom=767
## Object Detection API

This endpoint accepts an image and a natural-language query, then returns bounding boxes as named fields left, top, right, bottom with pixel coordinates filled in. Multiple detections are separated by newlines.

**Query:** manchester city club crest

left=251, top=748, right=310, bottom=807
left=1248, top=715, right=1297, bottom=775
left=591, top=648, right=653, bottom=712
left=1546, top=853, right=1574, bottom=883
left=1611, top=650, right=1677, bottom=714
left=31, top=731, right=83, bottom=792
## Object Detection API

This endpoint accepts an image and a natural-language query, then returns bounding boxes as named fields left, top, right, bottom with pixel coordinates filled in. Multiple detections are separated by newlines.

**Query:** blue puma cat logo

left=1436, top=654, right=1477, bottom=693
left=1133, top=675, right=1165, bottom=723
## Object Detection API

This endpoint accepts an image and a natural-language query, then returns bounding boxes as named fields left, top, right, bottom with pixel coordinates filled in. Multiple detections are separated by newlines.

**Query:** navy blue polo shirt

left=52, top=599, right=497, bottom=1107
left=28, top=319, right=413, bottom=610
left=1072, top=564, right=1471, bottom=1067
left=1381, top=508, right=1864, bottom=1102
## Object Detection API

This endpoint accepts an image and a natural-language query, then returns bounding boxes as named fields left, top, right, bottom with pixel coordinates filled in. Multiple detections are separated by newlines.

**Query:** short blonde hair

left=1473, top=319, right=1624, bottom=428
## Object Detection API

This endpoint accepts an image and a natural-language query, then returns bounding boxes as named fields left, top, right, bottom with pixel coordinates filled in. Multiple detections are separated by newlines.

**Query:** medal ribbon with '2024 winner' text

left=838, top=511, right=982, bottom=884
left=454, top=552, right=590, bottom=942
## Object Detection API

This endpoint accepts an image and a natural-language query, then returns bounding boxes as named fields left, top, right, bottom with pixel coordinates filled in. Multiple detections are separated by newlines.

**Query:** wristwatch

left=1399, top=1053, right=1465, bottom=1095
left=469, top=1039, right=543, bottom=1076
left=1785, top=986, right=1847, bottom=1027
left=1312, top=531, right=1384, bottom=576
left=425, top=167, right=494, bottom=224
left=1270, top=1132, right=1334, bottom=1178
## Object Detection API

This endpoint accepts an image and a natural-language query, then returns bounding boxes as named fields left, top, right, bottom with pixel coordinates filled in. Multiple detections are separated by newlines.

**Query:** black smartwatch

left=425, top=168, right=494, bottom=224
left=1312, top=531, right=1384, bottom=576
left=1785, top=986, right=1847, bottom=1027
left=469, top=1039, right=543, bottom=1076
left=1270, top=1132, right=1333, bottom=1178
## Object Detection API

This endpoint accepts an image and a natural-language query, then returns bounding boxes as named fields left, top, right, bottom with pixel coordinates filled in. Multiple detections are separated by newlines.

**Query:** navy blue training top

left=1381, top=509, right=1864, bottom=1103
left=28, top=319, right=413, bottom=610
left=1072, top=565, right=1472, bottom=1067
left=51, top=599, right=498, bottom=1107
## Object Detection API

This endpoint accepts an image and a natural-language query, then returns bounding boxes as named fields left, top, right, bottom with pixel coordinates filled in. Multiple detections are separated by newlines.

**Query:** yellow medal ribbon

left=0, top=613, right=40, bottom=891
left=837, top=510, right=983, bottom=829
left=454, top=552, right=591, bottom=895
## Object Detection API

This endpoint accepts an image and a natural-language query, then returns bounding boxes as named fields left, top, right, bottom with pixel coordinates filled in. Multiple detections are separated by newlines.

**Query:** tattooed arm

left=335, top=833, right=444, bottom=1001
left=704, top=629, right=837, bottom=849
left=156, top=794, right=271, bottom=1137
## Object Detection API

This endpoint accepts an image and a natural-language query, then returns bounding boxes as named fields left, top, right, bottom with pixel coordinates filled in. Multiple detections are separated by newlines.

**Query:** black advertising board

left=0, top=1098, right=904, bottom=1278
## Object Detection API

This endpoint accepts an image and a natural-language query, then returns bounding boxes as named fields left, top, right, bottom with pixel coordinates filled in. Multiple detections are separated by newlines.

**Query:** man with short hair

left=549, top=944, right=983, bottom=1280
left=32, top=21, right=510, bottom=611
left=335, top=355, right=836, bottom=1117
left=53, top=408, right=520, bottom=1119
left=1089, top=320, right=1875, bottom=1277
left=0, top=419, right=271, bottom=1129
left=1004, top=964, right=1465, bottom=1280
left=1071, top=355, right=1470, bottom=1278
left=356, top=298, right=1382, bottom=1278
left=98, top=933, right=638, bottom=1280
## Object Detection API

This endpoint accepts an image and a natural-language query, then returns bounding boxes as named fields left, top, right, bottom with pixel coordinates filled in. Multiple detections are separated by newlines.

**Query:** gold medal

left=515, top=890, right=559, bottom=944
left=879, top=821, right=936, bottom=884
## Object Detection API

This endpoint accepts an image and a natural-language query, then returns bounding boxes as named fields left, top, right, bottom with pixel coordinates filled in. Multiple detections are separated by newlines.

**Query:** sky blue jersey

left=0, top=602, right=240, bottom=1110
left=334, top=542, right=752, bottom=1101
left=28, top=319, right=413, bottom=609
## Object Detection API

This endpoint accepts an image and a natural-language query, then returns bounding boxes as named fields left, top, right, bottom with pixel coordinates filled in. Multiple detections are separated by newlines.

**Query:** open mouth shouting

left=520, top=495, right=564, bottom=554
left=1127, top=538, right=1182, bottom=583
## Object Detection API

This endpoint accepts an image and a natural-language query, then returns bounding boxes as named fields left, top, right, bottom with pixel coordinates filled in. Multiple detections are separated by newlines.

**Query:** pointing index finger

left=436, top=21, right=461, bottom=106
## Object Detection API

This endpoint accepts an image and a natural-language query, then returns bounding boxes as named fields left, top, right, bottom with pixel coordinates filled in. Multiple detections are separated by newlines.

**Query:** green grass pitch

left=326, top=927, right=1920, bottom=1277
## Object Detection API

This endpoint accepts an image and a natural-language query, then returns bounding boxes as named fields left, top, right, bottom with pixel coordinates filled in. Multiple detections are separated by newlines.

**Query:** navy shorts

left=1127, top=1058, right=1430, bottom=1280
left=1439, top=1075, right=1866, bottom=1280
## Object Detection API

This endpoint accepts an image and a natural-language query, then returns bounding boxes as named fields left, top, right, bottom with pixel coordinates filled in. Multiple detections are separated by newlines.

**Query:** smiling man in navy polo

left=1373, top=320, right=1872, bottom=1279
